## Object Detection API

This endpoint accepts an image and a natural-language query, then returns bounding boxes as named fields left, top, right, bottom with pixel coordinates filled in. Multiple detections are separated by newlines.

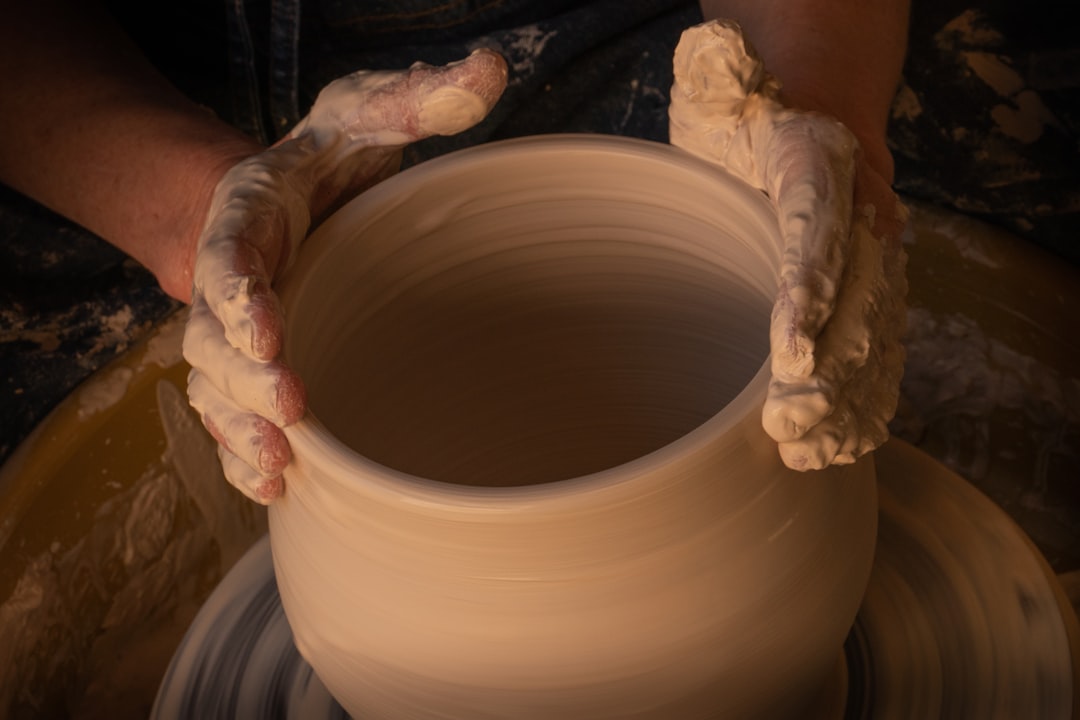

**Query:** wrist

left=773, top=83, right=895, bottom=185
left=142, top=133, right=262, bottom=303
left=698, top=1, right=908, bottom=185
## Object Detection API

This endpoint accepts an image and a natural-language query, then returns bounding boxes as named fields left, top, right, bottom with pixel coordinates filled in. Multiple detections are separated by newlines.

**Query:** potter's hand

left=669, top=20, right=908, bottom=470
left=183, top=50, right=508, bottom=503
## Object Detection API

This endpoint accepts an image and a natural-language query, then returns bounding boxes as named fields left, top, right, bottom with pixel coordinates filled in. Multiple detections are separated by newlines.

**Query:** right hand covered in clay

left=669, top=20, right=908, bottom=470
left=183, top=50, right=508, bottom=503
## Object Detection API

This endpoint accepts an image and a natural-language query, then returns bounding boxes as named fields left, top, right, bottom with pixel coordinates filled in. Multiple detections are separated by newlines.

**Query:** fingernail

left=255, top=476, right=284, bottom=503
left=259, top=443, right=290, bottom=475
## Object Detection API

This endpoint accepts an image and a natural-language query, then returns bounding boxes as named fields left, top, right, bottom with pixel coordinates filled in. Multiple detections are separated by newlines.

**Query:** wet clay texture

left=269, top=136, right=878, bottom=718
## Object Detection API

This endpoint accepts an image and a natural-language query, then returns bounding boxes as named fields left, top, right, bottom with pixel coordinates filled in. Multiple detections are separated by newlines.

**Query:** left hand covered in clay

left=669, top=20, right=908, bottom=470
left=183, top=50, right=508, bottom=503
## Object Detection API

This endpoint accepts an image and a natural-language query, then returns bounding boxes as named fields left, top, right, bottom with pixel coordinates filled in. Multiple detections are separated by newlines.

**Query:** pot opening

left=283, top=139, right=777, bottom=488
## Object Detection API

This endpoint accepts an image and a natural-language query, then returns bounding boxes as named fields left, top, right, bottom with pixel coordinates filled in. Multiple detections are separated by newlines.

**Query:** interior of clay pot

left=282, top=136, right=780, bottom=487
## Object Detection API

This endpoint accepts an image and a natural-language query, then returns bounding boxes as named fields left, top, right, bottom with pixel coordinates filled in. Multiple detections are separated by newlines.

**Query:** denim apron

left=226, top=0, right=701, bottom=164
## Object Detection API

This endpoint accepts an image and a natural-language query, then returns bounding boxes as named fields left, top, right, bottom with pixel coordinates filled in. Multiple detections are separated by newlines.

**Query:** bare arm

left=698, top=0, right=910, bottom=182
left=0, top=0, right=261, bottom=302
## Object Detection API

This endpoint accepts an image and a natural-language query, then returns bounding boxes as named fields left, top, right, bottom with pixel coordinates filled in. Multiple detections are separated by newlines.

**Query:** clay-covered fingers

left=217, top=444, right=285, bottom=505
left=184, top=296, right=304, bottom=501
left=668, top=19, right=908, bottom=469
left=194, top=155, right=315, bottom=356
left=774, top=295, right=905, bottom=471
left=761, top=113, right=857, bottom=383
left=184, top=298, right=305, bottom=427
left=764, top=189, right=909, bottom=469
left=754, top=113, right=858, bottom=446
left=187, top=369, right=290, bottom=475
left=292, top=48, right=508, bottom=147
left=278, top=50, right=508, bottom=224
left=183, top=160, right=309, bottom=504
left=186, top=47, right=508, bottom=371
left=756, top=119, right=907, bottom=469
left=188, top=370, right=289, bottom=504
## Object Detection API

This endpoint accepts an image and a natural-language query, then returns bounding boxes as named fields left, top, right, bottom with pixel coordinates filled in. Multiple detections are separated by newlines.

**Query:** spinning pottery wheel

left=1, top=137, right=1078, bottom=717
left=150, top=437, right=1078, bottom=719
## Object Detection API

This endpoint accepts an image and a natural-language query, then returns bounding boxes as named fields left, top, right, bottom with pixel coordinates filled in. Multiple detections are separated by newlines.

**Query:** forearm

left=0, top=0, right=261, bottom=302
left=698, top=0, right=910, bottom=182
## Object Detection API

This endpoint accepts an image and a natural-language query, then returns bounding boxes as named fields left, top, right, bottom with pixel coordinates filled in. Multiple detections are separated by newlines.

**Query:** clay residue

left=0, top=302, right=144, bottom=364
left=73, top=311, right=187, bottom=421
left=896, top=305, right=1080, bottom=478
left=0, top=307, right=62, bottom=352
left=936, top=9, right=1005, bottom=48
left=923, top=215, right=1002, bottom=269
left=962, top=50, right=1024, bottom=96
left=141, top=311, right=187, bottom=370
left=158, top=380, right=267, bottom=569
left=77, top=366, right=135, bottom=420
left=892, top=306, right=1080, bottom=567
left=990, top=91, right=1059, bottom=144
left=936, top=12, right=1063, bottom=147
left=0, top=378, right=266, bottom=719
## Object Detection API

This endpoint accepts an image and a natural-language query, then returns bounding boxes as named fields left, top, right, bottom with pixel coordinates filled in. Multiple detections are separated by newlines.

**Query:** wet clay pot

left=272, top=135, right=877, bottom=719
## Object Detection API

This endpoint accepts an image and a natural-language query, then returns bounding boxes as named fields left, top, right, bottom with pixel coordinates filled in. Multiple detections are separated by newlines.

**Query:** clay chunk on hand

left=668, top=20, right=908, bottom=470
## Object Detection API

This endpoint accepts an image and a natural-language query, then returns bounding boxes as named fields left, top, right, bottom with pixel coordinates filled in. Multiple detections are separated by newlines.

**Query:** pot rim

left=279, top=134, right=783, bottom=509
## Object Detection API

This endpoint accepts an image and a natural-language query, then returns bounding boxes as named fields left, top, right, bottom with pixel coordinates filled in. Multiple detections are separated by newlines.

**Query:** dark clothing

left=890, top=2, right=1080, bottom=265
left=235, top=0, right=698, bottom=154
left=48, top=0, right=1080, bottom=255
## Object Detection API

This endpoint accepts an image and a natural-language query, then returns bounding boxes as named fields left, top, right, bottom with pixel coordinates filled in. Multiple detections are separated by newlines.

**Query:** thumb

left=292, top=48, right=508, bottom=149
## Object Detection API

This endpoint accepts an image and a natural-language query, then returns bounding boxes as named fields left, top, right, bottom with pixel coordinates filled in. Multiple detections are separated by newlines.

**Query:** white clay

left=669, top=20, right=908, bottom=470
left=270, top=135, right=878, bottom=718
